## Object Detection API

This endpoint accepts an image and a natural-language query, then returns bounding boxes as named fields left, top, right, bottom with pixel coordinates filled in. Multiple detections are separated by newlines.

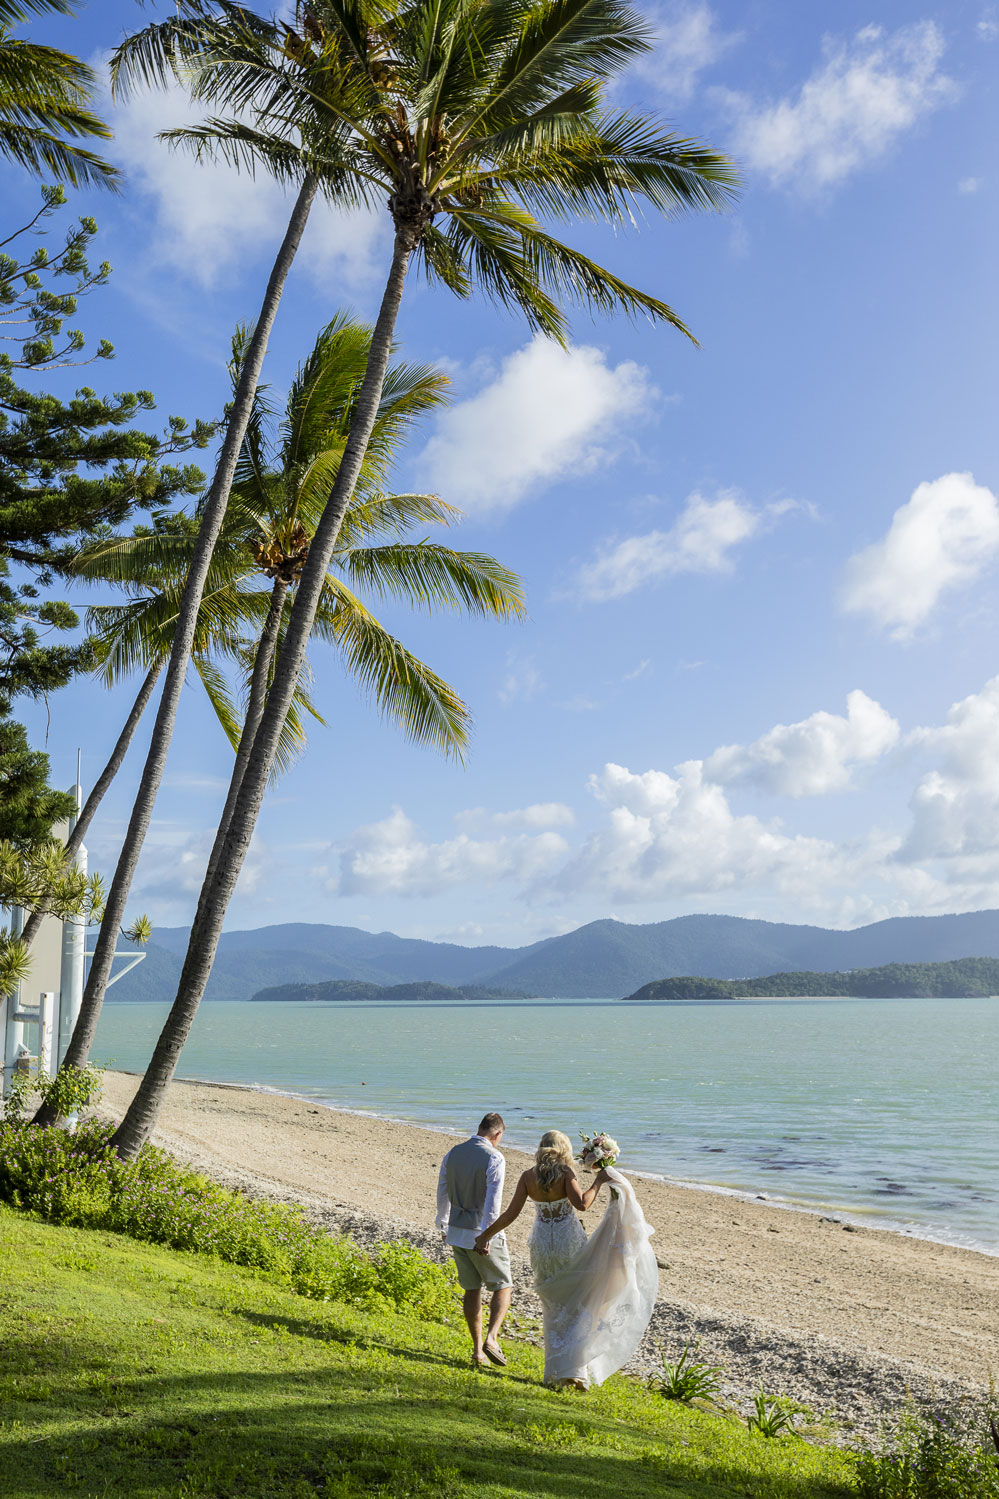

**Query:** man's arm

left=480, top=1150, right=505, bottom=1235
left=435, top=1151, right=451, bottom=1232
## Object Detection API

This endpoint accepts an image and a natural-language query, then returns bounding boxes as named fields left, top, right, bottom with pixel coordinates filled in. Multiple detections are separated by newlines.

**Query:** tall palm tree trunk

left=36, top=175, right=318, bottom=1125
left=111, top=230, right=414, bottom=1159
left=205, top=578, right=287, bottom=885
left=19, top=661, right=165, bottom=952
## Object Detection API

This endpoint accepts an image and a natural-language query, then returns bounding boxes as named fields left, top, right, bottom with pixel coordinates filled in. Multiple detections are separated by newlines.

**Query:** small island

left=622, top=956, right=999, bottom=1003
left=250, top=979, right=524, bottom=1003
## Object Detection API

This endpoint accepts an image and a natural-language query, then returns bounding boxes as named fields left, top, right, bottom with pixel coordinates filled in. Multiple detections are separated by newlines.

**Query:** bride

left=474, top=1130, right=658, bottom=1389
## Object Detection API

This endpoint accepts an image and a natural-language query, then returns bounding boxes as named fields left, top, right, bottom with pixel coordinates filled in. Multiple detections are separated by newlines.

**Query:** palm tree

left=0, top=0, right=118, bottom=187
left=67, top=3, right=331, bottom=1064
left=44, top=316, right=524, bottom=1096
left=108, top=0, right=739, bottom=1157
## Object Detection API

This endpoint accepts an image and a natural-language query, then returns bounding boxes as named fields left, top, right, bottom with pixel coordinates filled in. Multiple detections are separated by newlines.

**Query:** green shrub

left=856, top=1403, right=999, bottom=1498
left=0, top=1116, right=457, bottom=1321
left=649, top=1339, right=724, bottom=1402
left=0, top=1062, right=103, bottom=1124
left=747, top=1391, right=800, bottom=1439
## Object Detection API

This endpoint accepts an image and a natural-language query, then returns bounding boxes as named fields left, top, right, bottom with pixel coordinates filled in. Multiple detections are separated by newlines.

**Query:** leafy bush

left=0, top=1063, right=103, bottom=1124
left=649, top=1339, right=724, bottom=1402
left=856, top=1402, right=999, bottom=1498
left=0, top=1115, right=457, bottom=1319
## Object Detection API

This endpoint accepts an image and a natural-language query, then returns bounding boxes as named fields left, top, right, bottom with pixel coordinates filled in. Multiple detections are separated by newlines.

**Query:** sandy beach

left=98, top=1070, right=998, bottom=1435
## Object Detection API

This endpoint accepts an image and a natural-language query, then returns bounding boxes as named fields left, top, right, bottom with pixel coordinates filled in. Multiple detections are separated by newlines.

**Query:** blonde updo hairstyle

left=534, top=1130, right=575, bottom=1191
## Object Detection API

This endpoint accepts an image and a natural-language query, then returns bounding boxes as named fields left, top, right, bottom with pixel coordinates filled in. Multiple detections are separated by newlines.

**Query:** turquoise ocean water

left=93, top=997, right=998, bottom=1255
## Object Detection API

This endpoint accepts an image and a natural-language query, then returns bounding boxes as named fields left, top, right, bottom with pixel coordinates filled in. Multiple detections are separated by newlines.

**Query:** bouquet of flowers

left=579, top=1131, right=620, bottom=1172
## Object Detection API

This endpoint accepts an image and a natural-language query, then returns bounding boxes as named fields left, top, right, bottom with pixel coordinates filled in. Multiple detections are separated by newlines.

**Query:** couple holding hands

left=436, top=1112, right=658, bottom=1389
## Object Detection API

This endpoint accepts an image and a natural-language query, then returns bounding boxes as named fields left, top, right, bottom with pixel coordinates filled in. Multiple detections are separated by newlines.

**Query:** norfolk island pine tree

left=106, top=0, right=739, bottom=1157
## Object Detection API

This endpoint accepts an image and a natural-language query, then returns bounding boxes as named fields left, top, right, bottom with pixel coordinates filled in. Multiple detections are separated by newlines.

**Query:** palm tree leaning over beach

left=0, top=0, right=118, bottom=187
left=69, top=0, right=342, bottom=1076
left=39, top=315, right=524, bottom=1103
left=107, top=0, right=739, bottom=1158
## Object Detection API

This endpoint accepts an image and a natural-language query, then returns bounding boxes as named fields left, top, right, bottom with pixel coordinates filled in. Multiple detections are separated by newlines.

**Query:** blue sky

left=12, top=0, right=999, bottom=945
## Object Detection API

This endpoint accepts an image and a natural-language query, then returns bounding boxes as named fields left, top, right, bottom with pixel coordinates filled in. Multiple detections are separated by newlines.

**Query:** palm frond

left=192, top=654, right=242, bottom=751
left=335, top=491, right=463, bottom=545
left=0, top=0, right=74, bottom=21
left=343, top=542, right=527, bottom=620
left=313, top=578, right=472, bottom=759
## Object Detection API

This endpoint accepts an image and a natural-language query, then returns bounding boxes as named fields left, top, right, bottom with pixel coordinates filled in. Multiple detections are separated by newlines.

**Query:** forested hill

left=623, top=957, right=999, bottom=1002
left=250, top=980, right=519, bottom=1003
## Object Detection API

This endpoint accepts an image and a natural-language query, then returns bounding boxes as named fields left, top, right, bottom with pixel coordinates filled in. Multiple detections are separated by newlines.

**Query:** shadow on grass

left=230, top=1306, right=539, bottom=1385
left=0, top=1355, right=854, bottom=1499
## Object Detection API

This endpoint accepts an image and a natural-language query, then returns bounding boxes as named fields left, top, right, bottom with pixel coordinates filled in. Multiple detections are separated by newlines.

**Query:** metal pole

left=38, top=990, right=54, bottom=1074
left=58, top=764, right=86, bottom=1069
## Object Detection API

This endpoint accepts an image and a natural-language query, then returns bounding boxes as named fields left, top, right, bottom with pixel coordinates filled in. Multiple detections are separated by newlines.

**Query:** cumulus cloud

left=419, top=339, right=656, bottom=514
left=720, top=22, right=956, bottom=192
left=958, top=176, right=982, bottom=193
left=630, top=2, right=739, bottom=102
left=704, top=691, right=900, bottom=797
left=320, top=675, right=999, bottom=923
left=329, top=808, right=569, bottom=896
left=109, top=78, right=386, bottom=286
left=98, top=822, right=269, bottom=922
left=557, top=761, right=850, bottom=902
left=576, top=489, right=775, bottom=601
left=840, top=472, right=999, bottom=639
left=456, top=803, right=576, bottom=831
left=900, top=677, right=999, bottom=864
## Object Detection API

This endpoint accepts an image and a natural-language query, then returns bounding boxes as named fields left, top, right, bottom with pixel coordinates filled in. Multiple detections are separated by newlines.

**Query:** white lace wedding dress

left=528, top=1167, right=658, bottom=1388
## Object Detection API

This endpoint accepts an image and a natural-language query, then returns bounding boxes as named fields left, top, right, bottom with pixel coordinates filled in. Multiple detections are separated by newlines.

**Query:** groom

left=436, top=1112, right=512, bottom=1368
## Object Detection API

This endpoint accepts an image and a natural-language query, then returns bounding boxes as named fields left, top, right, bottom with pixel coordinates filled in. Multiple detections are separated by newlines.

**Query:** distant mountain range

left=108, top=908, right=999, bottom=1003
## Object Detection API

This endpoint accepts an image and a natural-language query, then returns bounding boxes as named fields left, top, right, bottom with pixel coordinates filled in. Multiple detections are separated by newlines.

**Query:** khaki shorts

left=451, top=1239, right=512, bottom=1291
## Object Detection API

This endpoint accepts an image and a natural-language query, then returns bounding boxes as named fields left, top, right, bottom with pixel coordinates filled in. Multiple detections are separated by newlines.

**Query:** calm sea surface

left=93, top=997, right=998, bottom=1255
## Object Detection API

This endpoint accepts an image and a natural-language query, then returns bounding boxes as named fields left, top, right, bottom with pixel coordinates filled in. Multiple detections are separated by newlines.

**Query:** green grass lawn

left=0, top=1204, right=857, bottom=1499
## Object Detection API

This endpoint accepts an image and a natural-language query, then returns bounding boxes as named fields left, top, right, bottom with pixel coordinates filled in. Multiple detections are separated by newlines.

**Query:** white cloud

left=900, top=677, right=999, bottom=864
left=106, top=823, right=269, bottom=922
left=576, top=489, right=769, bottom=601
left=704, top=690, right=900, bottom=797
left=630, top=2, right=740, bottom=102
left=978, top=9, right=999, bottom=41
left=330, top=808, right=569, bottom=896
left=840, top=472, right=999, bottom=639
left=419, top=339, right=656, bottom=514
left=110, top=78, right=386, bottom=287
left=720, top=22, right=956, bottom=192
left=321, top=674, right=999, bottom=924
left=558, top=761, right=850, bottom=902
left=456, top=803, right=576, bottom=831
left=623, top=659, right=651, bottom=681
left=498, top=653, right=544, bottom=705
left=958, top=176, right=982, bottom=193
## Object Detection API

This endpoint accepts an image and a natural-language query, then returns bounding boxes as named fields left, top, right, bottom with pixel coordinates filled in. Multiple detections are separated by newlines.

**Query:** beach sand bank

left=97, top=1071, right=997, bottom=1435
